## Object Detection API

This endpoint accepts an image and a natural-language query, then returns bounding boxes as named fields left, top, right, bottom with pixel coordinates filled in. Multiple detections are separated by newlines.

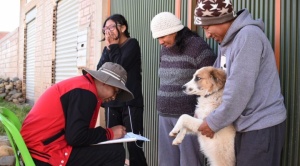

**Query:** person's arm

left=107, top=39, right=141, bottom=71
left=62, top=89, right=113, bottom=146
left=206, top=29, right=263, bottom=132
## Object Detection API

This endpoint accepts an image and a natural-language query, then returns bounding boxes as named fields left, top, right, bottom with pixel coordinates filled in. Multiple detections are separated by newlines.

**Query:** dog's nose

left=182, top=85, right=186, bottom=91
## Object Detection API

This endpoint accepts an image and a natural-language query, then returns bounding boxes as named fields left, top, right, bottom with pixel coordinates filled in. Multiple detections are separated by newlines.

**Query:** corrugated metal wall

left=110, top=0, right=300, bottom=165
left=180, top=0, right=188, bottom=26
left=110, top=1, right=175, bottom=165
left=280, top=0, right=300, bottom=165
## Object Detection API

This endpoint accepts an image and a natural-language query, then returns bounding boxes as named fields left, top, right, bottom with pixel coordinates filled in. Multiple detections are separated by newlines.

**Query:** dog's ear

left=211, top=68, right=226, bottom=89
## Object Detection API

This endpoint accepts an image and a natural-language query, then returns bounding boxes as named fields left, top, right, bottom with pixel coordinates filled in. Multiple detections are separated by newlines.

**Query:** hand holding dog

left=110, top=125, right=127, bottom=139
left=198, top=120, right=215, bottom=138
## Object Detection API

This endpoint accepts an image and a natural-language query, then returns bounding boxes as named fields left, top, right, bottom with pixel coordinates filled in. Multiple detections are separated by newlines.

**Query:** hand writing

left=110, top=125, right=126, bottom=139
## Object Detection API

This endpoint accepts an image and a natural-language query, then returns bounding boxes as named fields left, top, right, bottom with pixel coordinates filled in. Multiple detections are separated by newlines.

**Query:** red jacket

left=21, top=74, right=113, bottom=166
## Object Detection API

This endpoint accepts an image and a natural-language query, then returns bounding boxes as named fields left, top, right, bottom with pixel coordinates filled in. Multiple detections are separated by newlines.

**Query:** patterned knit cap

left=194, top=0, right=236, bottom=26
left=151, top=12, right=184, bottom=39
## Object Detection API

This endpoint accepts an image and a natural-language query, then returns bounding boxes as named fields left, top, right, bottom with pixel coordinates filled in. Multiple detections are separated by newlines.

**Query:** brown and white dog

left=169, top=66, right=236, bottom=166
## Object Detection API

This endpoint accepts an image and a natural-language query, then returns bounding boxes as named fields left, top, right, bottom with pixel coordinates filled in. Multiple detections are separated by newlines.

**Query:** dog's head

left=182, top=67, right=226, bottom=96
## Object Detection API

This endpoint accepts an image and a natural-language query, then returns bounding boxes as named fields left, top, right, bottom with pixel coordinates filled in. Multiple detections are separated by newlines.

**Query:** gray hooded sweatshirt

left=208, top=9, right=286, bottom=132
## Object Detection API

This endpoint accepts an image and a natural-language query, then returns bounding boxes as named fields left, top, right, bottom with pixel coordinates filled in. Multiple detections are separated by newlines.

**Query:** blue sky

left=0, top=0, right=20, bottom=32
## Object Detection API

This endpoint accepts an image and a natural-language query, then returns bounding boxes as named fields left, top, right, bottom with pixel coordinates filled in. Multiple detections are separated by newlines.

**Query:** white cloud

left=0, top=0, right=20, bottom=32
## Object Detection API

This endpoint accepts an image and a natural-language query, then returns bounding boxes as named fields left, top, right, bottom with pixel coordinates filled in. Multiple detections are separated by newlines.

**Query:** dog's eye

left=195, top=76, right=201, bottom=81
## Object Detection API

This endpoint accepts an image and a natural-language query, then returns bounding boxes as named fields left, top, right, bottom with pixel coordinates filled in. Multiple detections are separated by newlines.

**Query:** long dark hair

left=101, top=14, right=130, bottom=41
left=175, top=27, right=199, bottom=53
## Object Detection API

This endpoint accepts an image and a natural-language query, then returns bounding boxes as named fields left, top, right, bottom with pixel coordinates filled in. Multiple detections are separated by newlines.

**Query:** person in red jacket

left=21, top=62, right=134, bottom=166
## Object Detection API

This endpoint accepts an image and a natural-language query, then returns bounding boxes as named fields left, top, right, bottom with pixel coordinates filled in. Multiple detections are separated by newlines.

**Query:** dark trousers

left=235, top=120, right=286, bottom=166
left=33, top=144, right=125, bottom=166
left=105, top=106, right=148, bottom=166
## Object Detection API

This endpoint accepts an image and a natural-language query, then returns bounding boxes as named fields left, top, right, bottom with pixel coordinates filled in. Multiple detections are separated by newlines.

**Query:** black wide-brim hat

left=82, top=62, right=134, bottom=102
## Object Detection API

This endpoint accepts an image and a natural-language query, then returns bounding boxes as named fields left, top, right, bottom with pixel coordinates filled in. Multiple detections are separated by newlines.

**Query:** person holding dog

left=150, top=12, right=216, bottom=166
left=193, top=0, right=286, bottom=165
left=97, top=14, right=147, bottom=166
left=21, top=62, right=133, bottom=166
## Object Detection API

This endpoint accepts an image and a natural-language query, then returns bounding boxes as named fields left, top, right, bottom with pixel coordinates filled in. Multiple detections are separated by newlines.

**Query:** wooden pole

left=274, top=0, right=281, bottom=71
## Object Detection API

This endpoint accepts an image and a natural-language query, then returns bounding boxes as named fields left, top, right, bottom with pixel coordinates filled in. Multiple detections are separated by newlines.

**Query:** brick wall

left=1, top=0, right=108, bottom=103
left=33, top=0, right=55, bottom=97
left=79, top=0, right=97, bottom=70
left=78, top=0, right=109, bottom=70
left=0, top=29, right=20, bottom=79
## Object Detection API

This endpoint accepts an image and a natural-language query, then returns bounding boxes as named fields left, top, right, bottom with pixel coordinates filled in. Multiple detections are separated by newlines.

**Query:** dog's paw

left=169, top=131, right=178, bottom=137
left=172, top=139, right=182, bottom=145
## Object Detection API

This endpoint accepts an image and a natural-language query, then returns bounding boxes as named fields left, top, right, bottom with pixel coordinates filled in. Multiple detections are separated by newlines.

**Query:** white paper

left=95, top=132, right=150, bottom=145
left=125, top=132, right=150, bottom=141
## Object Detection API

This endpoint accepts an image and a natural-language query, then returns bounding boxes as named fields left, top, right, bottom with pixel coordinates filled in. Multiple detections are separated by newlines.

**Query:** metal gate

left=55, top=0, right=79, bottom=83
left=280, top=0, right=300, bottom=165
left=25, top=8, right=37, bottom=105
left=110, top=0, right=300, bottom=165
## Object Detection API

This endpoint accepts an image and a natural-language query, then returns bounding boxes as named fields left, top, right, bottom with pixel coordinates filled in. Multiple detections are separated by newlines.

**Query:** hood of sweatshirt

left=221, top=9, right=265, bottom=47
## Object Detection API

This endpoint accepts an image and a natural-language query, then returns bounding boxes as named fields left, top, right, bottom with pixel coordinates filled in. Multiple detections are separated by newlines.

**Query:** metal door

left=55, top=0, right=79, bottom=83
left=25, top=8, right=37, bottom=105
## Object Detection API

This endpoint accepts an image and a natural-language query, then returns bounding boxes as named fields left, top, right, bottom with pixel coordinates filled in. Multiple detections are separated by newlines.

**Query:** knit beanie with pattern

left=150, top=12, right=184, bottom=39
left=194, top=0, right=236, bottom=26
